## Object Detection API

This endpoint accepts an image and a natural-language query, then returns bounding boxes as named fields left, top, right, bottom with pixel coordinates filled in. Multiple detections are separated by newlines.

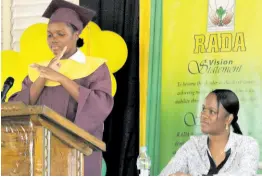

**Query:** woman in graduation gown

left=9, top=0, right=114, bottom=175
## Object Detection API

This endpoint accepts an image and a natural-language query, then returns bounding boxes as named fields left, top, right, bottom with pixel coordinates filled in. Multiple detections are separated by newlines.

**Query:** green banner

left=159, top=0, right=262, bottom=174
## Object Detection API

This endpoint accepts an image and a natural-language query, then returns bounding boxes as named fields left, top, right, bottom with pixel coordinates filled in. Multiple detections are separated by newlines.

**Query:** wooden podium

left=1, top=102, right=106, bottom=176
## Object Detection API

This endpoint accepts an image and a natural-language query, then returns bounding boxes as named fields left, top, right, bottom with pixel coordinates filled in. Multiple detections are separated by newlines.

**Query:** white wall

left=1, top=0, right=79, bottom=51
left=1, top=0, right=12, bottom=50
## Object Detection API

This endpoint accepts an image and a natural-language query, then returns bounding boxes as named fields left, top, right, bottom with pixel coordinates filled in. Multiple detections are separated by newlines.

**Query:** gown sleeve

left=8, top=76, right=33, bottom=104
left=74, top=63, right=114, bottom=135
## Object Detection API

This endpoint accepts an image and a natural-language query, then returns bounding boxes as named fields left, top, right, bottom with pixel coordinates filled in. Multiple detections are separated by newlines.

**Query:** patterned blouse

left=160, top=133, right=260, bottom=176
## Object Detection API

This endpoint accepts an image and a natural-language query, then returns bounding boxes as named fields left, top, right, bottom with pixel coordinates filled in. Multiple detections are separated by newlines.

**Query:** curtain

left=146, top=0, right=163, bottom=176
left=80, top=0, right=139, bottom=175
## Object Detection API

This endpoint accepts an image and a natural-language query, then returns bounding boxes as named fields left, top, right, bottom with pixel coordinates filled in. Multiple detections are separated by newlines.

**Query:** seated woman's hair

left=211, top=89, right=242, bottom=135
left=67, top=23, right=84, bottom=48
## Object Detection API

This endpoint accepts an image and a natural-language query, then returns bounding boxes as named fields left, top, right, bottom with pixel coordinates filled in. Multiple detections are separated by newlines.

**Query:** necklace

left=212, top=150, right=225, bottom=160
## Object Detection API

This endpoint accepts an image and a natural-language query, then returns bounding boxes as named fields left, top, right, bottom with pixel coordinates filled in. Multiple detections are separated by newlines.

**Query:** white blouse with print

left=160, top=133, right=260, bottom=176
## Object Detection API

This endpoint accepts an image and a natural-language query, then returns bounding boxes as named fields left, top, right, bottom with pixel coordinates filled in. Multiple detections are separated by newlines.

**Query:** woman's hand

left=31, top=64, right=65, bottom=82
left=30, top=46, right=68, bottom=82
left=48, top=46, right=67, bottom=71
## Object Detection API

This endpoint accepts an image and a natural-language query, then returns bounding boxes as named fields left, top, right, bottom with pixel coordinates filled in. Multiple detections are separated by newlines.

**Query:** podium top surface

left=1, top=102, right=106, bottom=152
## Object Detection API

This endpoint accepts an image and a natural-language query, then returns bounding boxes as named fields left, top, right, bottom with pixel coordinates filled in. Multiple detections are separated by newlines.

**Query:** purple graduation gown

left=9, top=63, right=114, bottom=176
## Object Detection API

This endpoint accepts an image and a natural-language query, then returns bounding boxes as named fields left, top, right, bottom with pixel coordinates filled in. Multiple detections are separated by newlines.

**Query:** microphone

left=1, top=77, right=15, bottom=102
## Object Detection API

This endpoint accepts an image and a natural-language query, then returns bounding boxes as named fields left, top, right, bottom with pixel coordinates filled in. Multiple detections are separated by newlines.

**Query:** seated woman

left=160, top=89, right=260, bottom=176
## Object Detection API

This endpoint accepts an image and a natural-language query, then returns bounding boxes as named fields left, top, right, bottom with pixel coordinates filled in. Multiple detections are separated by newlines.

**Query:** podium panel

left=1, top=102, right=105, bottom=176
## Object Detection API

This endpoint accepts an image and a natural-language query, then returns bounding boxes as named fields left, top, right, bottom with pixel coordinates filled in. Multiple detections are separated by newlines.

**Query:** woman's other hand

left=31, top=64, right=65, bottom=82
left=48, top=46, right=67, bottom=71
